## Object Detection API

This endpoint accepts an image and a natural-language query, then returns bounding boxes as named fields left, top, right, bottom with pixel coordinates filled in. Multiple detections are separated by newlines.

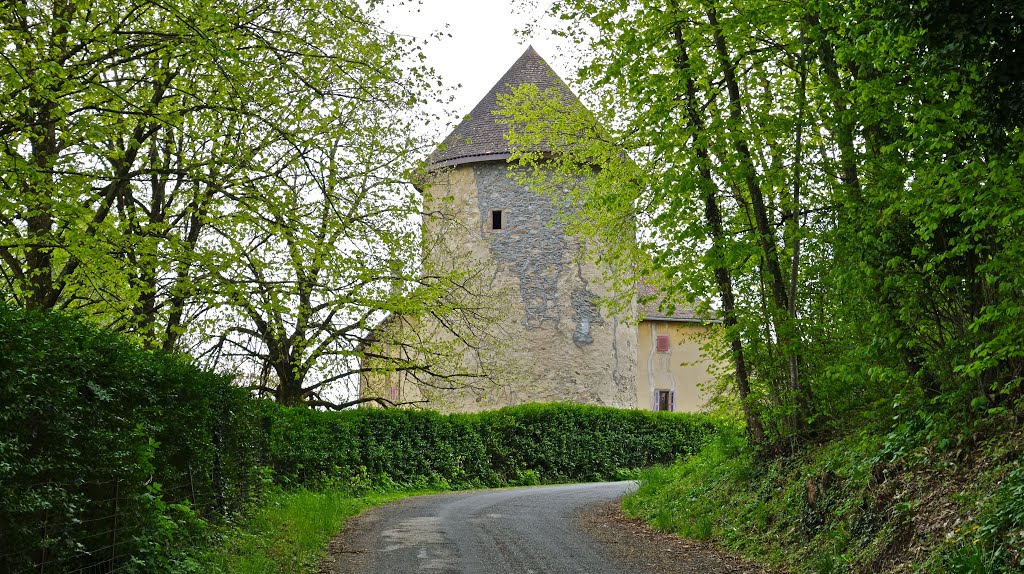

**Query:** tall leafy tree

left=834, top=0, right=1024, bottom=411
left=0, top=0, right=299, bottom=343
left=0, top=0, right=502, bottom=407
left=502, top=0, right=846, bottom=445
left=199, top=122, right=509, bottom=407
left=504, top=0, right=1024, bottom=445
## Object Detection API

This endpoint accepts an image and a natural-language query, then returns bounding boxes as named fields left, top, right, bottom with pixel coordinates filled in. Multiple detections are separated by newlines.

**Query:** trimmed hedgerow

left=0, top=303, right=718, bottom=572
left=267, top=401, right=717, bottom=489
left=478, top=402, right=714, bottom=482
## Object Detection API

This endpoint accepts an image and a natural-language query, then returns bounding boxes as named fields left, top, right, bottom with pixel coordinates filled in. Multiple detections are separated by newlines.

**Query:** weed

left=189, top=487, right=443, bottom=573
left=944, top=542, right=1004, bottom=574
left=625, top=423, right=1024, bottom=573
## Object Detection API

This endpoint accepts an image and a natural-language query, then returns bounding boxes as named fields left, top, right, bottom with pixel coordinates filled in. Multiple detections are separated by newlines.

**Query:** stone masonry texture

left=423, top=162, right=637, bottom=411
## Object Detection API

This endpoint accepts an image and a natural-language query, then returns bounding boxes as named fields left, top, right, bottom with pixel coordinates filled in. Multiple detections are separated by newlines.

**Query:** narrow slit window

left=491, top=209, right=503, bottom=230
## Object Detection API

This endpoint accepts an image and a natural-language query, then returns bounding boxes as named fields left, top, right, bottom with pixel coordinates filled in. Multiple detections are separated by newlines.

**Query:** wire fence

left=1, top=474, right=205, bottom=574
left=1, top=425, right=272, bottom=574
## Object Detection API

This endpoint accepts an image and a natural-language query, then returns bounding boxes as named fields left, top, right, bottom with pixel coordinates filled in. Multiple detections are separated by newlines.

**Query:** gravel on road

left=578, top=501, right=775, bottom=574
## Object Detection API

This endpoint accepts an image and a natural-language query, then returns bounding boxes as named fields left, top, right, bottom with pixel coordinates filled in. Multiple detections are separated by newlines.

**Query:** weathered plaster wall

left=418, top=162, right=637, bottom=412
left=636, top=321, right=722, bottom=412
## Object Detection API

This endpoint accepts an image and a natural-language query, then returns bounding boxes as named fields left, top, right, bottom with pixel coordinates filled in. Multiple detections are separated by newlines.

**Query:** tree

left=502, top=0, right=844, bottom=446
left=833, top=0, right=1024, bottom=411
left=504, top=0, right=1024, bottom=446
left=0, top=0, right=298, bottom=345
left=0, top=0, right=504, bottom=407
left=200, top=127, right=510, bottom=408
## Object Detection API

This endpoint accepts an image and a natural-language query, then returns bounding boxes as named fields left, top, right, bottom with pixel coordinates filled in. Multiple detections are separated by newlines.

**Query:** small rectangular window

left=491, top=209, right=503, bottom=230
left=656, top=390, right=674, bottom=412
left=656, top=334, right=670, bottom=353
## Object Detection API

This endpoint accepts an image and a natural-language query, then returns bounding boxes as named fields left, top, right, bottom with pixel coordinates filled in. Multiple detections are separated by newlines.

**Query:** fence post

left=39, top=506, right=46, bottom=574
left=111, top=480, right=119, bottom=569
left=213, top=422, right=226, bottom=515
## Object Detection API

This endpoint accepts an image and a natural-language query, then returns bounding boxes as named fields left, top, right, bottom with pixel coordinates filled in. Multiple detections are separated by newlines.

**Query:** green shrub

left=266, top=402, right=718, bottom=489
left=0, top=303, right=719, bottom=572
left=0, top=304, right=269, bottom=573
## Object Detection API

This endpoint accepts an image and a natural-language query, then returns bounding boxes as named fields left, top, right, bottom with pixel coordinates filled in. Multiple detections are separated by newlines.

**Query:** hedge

left=0, top=304, right=269, bottom=573
left=268, top=403, right=717, bottom=488
left=0, top=304, right=719, bottom=573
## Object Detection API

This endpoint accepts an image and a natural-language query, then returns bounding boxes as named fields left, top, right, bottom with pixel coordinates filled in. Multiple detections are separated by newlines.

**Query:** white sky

left=376, top=0, right=579, bottom=140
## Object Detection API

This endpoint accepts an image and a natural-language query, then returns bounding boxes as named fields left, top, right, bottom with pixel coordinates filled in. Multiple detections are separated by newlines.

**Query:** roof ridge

left=427, top=47, right=579, bottom=169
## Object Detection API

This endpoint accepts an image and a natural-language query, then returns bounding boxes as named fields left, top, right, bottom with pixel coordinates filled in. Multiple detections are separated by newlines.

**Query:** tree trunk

left=787, top=33, right=809, bottom=431
left=808, top=12, right=862, bottom=200
left=25, top=122, right=56, bottom=311
left=669, top=5, right=766, bottom=445
left=706, top=5, right=811, bottom=432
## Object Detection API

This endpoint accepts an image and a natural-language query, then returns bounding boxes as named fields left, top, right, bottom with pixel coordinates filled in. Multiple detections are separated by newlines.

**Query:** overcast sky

left=377, top=0, right=579, bottom=139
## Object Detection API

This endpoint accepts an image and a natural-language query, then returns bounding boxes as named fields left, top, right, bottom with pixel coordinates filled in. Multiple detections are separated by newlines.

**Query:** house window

left=490, top=209, right=503, bottom=230
left=656, top=389, right=674, bottom=412
left=656, top=334, right=670, bottom=353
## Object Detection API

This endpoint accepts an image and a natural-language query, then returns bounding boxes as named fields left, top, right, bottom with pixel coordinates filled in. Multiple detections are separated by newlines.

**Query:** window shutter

left=651, top=390, right=659, bottom=411
left=656, top=335, right=670, bottom=352
left=669, top=391, right=675, bottom=412
left=656, top=390, right=672, bottom=411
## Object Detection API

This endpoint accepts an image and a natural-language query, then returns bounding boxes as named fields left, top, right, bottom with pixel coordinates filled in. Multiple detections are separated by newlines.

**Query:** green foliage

left=0, top=304, right=270, bottom=573
left=624, top=434, right=867, bottom=571
left=623, top=430, right=757, bottom=542
left=190, top=488, right=438, bottom=574
left=267, top=401, right=718, bottom=489
left=942, top=462, right=1024, bottom=573
left=835, top=0, right=1024, bottom=415
left=625, top=425, right=1024, bottom=573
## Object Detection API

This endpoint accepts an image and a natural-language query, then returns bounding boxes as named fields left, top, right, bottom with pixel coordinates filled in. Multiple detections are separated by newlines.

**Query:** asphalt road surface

left=325, top=481, right=642, bottom=574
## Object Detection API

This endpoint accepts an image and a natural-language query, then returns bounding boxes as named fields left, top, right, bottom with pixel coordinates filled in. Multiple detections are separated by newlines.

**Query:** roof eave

left=427, top=153, right=513, bottom=171
left=640, top=316, right=723, bottom=325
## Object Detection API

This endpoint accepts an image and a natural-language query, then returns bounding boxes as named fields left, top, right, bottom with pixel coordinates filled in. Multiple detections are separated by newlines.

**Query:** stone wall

left=418, top=161, right=638, bottom=412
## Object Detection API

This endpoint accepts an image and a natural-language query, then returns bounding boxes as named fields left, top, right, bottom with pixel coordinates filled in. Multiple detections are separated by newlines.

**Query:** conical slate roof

left=428, top=46, right=580, bottom=169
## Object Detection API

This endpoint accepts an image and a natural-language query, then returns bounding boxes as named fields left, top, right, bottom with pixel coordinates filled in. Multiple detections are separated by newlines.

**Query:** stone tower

left=420, top=47, right=638, bottom=411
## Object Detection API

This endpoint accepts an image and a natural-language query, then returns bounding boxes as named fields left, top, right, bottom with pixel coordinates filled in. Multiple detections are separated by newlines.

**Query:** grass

left=191, top=487, right=443, bottom=574
left=622, top=420, right=1024, bottom=573
left=181, top=465, right=650, bottom=574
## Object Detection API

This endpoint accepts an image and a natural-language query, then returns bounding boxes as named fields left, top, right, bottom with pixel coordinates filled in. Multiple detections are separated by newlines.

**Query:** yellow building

left=637, top=284, right=721, bottom=413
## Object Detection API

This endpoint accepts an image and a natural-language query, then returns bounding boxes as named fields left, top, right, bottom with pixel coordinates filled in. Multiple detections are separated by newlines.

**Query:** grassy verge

left=189, top=487, right=442, bottom=574
left=176, top=465, right=649, bottom=574
left=623, top=420, right=1024, bottom=573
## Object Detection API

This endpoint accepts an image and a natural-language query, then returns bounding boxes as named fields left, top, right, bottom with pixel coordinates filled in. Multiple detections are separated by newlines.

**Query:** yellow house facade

left=637, top=320, right=719, bottom=413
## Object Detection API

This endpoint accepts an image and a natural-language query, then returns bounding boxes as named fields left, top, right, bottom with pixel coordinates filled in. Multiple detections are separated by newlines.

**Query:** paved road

left=326, top=481, right=640, bottom=574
